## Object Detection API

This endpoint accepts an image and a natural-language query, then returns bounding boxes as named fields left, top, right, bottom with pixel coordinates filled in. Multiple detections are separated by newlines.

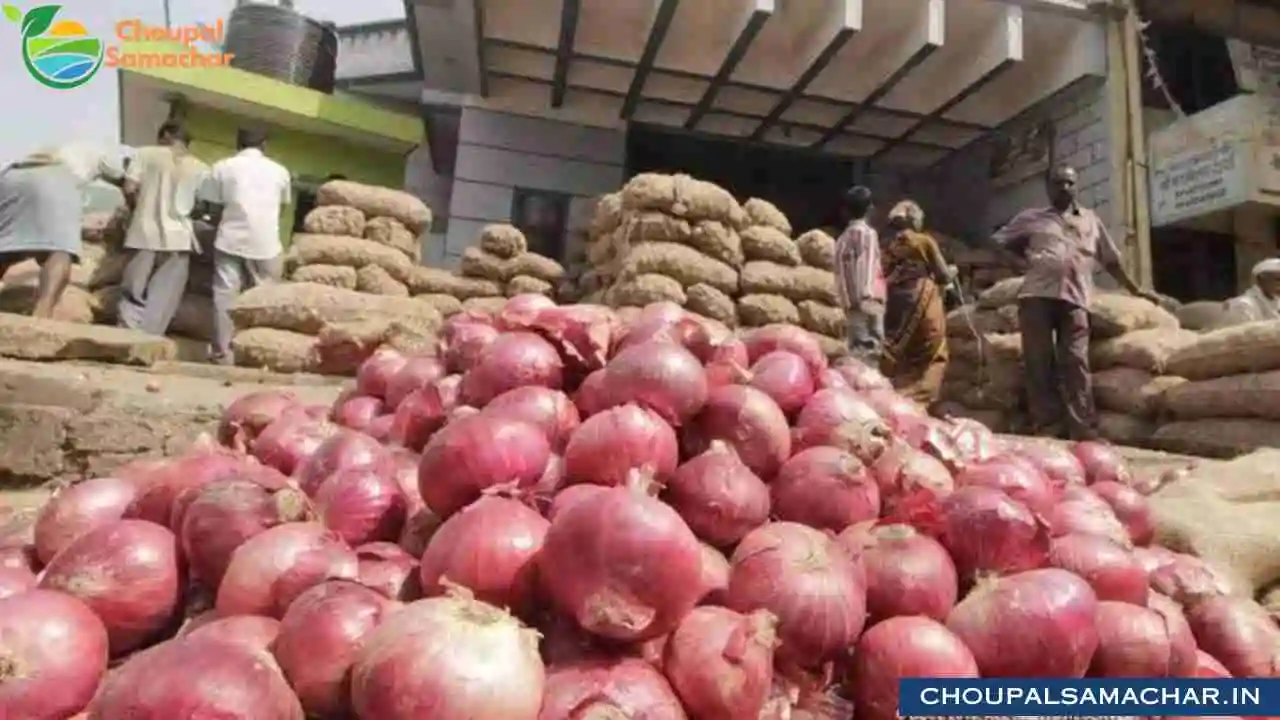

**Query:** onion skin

left=351, top=594, right=545, bottom=720
left=846, top=616, right=979, bottom=720
left=218, top=390, right=300, bottom=449
left=547, top=484, right=607, bottom=522
left=663, top=442, right=769, bottom=547
left=273, top=580, right=395, bottom=717
left=953, top=455, right=1056, bottom=516
left=1048, top=533, right=1148, bottom=605
left=741, top=324, right=827, bottom=376
left=88, top=636, right=304, bottom=719
left=441, top=316, right=500, bottom=374
left=1072, top=440, right=1133, bottom=486
left=419, top=496, right=549, bottom=615
left=562, top=404, right=679, bottom=488
left=1011, top=440, right=1086, bottom=487
left=33, top=477, right=138, bottom=565
left=331, top=392, right=385, bottom=432
left=38, top=519, right=183, bottom=656
left=0, top=589, right=108, bottom=719
left=355, top=347, right=407, bottom=399
left=125, top=448, right=263, bottom=527
left=215, top=522, right=359, bottom=619
left=385, top=354, right=449, bottom=410
left=1088, top=594, right=1197, bottom=678
left=839, top=523, right=958, bottom=623
left=388, top=375, right=461, bottom=452
left=724, top=522, right=866, bottom=668
left=314, top=465, right=408, bottom=546
left=356, top=542, right=421, bottom=600
left=418, top=414, right=552, bottom=518
left=1049, top=491, right=1132, bottom=547
left=871, top=441, right=955, bottom=514
left=539, top=482, right=704, bottom=642
left=830, top=356, right=892, bottom=390
left=946, top=568, right=1099, bottom=677
left=538, top=657, right=686, bottom=720
left=1184, top=595, right=1280, bottom=678
left=664, top=607, right=777, bottom=720
left=482, top=386, right=581, bottom=451
left=698, top=542, right=730, bottom=605
left=181, top=614, right=281, bottom=658
left=180, top=479, right=313, bottom=588
left=748, top=350, right=815, bottom=416
left=459, top=331, right=565, bottom=408
left=252, top=416, right=341, bottom=477
left=790, top=388, right=888, bottom=463
left=0, top=565, right=35, bottom=598
left=1149, top=553, right=1236, bottom=606
left=294, top=430, right=387, bottom=497
left=685, top=385, right=792, bottom=481
left=598, top=340, right=709, bottom=426
left=934, top=486, right=1051, bottom=582
left=771, top=447, right=881, bottom=533
left=1090, top=480, right=1154, bottom=546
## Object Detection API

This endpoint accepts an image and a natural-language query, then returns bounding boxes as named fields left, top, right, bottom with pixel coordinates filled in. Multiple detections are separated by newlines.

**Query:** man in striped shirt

left=833, top=185, right=886, bottom=364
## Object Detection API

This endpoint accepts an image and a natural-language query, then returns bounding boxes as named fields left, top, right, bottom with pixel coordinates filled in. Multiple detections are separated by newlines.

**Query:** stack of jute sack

left=1088, top=325, right=1196, bottom=447
left=1148, top=320, right=1280, bottom=457
left=455, top=223, right=567, bottom=314
left=0, top=210, right=128, bottom=323
left=939, top=279, right=1025, bottom=431
left=791, top=228, right=844, bottom=354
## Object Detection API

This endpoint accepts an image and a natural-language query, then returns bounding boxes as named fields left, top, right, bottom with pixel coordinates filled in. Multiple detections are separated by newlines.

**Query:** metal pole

left=163, top=0, right=171, bottom=29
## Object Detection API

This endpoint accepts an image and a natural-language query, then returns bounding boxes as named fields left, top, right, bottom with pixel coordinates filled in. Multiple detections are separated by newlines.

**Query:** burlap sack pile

left=938, top=278, right=1025, bottom=432
left=787, top=228, right=844, bottom=356
left=228, top=282, right=444, bottom=375
left=0, top=209, right=131, bottom=324
left=455, top=223, right=566, bottom=313
left=1149, top=320, right=1280, bottom=457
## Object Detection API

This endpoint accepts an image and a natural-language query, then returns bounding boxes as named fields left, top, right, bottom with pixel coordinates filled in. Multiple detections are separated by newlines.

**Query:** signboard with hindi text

left=1148, top=95, right=1254, bottom=227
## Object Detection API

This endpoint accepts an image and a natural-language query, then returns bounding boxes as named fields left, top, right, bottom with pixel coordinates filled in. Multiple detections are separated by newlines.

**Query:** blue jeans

left=846, top=301, right=885, bottom=364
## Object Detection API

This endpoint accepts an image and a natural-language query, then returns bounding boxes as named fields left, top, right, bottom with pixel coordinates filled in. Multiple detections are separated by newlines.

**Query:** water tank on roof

left=224, top=1, right=339, bottom=93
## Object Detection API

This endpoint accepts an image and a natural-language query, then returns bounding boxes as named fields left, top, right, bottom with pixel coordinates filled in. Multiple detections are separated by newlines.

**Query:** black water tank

left=224, top=2, right=339, bottom=93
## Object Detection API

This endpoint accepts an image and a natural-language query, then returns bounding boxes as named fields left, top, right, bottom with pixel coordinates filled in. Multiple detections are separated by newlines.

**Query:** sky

left=0, top=0, right=406, bottom=164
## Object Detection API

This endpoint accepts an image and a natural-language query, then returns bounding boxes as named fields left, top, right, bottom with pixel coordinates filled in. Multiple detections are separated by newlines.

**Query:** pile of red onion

left=0, top=295, right=1274, bottom=720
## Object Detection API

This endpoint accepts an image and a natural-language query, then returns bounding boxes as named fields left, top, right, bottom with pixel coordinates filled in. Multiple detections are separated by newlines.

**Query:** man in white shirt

left=200, top=128, right=291, bottom=365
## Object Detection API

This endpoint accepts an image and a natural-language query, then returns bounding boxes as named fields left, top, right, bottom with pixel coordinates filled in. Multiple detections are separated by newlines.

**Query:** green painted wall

left=182, top=106, right=408, bottom=245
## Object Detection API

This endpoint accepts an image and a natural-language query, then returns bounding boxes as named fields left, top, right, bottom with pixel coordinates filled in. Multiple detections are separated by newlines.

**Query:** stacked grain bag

left=0, top=210, right=128, bottom=323
left=939, top=278, right=1024, bottom=431
left=792, top=228, right=845, bottom=355
left=455, top=223, right=566, bottom=314
left=1149, top=320, right=1280, bottom=457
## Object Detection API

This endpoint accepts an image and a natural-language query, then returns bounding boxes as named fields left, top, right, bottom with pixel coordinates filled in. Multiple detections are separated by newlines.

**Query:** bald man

left=992, top=164, right=1160, bottom=441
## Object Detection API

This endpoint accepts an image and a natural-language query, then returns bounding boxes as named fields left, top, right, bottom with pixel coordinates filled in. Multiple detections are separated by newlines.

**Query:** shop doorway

left=1150, top=227, right=1237, bottom=302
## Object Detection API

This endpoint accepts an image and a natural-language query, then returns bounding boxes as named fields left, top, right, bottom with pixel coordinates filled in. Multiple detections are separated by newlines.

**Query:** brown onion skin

left=946, top=568, right=1099, bottom=677
left=1184, top=595, right=1280, bottom=678
left=273, top=580, right=395, bottom=717
left=771, top=447, right=881, bottom=533
left=839, top=523, right=958, bottom=623
left=538, top=657, right=685, bottom=720
left=562, top=404, right=680, bottom=489
left=0, top=589, right=109, bottom=719
left=34, top=476, right=138, bottom=565
left=1089, top=600, right=1196, bottom=677
left=846, top=616, right=979, bottom=720
left=215, top=522, right=359, bottom=619
left=684, top=385, right=792, bottom=481
left=724, top=522, right=866, bottom=669
left=1048, top=533, right=1149, bottom=606
left=663, top=442, right=769, bottom=546
left=38, top=519, right=183, bottom=657
left=88, top=635, right=304, bottom=720
left=663, top=607, right=776, bottom=719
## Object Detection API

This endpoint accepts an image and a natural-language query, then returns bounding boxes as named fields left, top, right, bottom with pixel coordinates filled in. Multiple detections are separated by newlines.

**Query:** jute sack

left=405, top=266, right=502, bottom=300
left=589, top=192, right=623, bottom=238
left=976, top=277, right=1022, bottom=309
left=684, top=283, right=735, bottom=326
left=1176, top=300, right=1228, bottom=331
left=1089, top=328, right=1197, bottom=374
left=290, top=234, right=414, bottom=284
left=0, top=284, right=97, bottom=324
left=1151, top=419, right=1280, bottom=458
left=814, top=333, right=847, bottom=361
left=943, top=355, right=1022, bottom=385
left=737, top=294, right=800, bottom=327
left=1097, top=412, right=1155, bottom=446
left=1088, top=293, right=1178, bottom=339
left=1162, top=370, right=1280, bottom=421
left=364, top=217, right=419, bottom=261
left=607, top=274, right=686, bottom=307
left=1166, top=321, right=1280, bottom=380
left=739, top=262, right=838, bottom=305
left=940, top=377, right=1021, bottom=412
left=459, top=247, right=513, bottom=283
left=949, top=332, right=1022, bottom=365
left=740, top=226, right=801, bottom=266
left=316, top=180, right=432, bottom=234
left=797, top=300, right=843, bottom=338
left=231, top=327, right=317, bottom=374
left=618, top=242, right=738, bottom=295
left=303, top=206, right=365, bottom=237
left=291, top=264, right=357, bottom=289
left=461, top=296, right=507, bottom=314
left=506, top=275, right=554, bottom=297
left=478, top=223, right=527, bottom=259
left=945, top=304, right=1018, bottom=336
left=230, top=282, right=443, bottom=335
left=508, top=253, right=565, bottom=284
left=356, top=265, right=410, bottom=297
left=416, top=293, right=463, bottom=317
left=1091, top=367, right=1184, bottom=417
left=169, top=294, right=214, bottom=342
left=1150, top=449, right=1280, bottom=599
left=620, top=173, right=746, bottom=227
left=618, top=213, right=744, bottom=267
left=796, top=230, right=835, bottom=270
left=742, top=198, right=791, bottom=236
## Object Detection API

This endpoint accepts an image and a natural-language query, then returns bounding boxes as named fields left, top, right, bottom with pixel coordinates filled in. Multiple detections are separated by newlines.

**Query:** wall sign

left=1228, top=40, right=1280, bottom=96
left=1147, top=95, right=1253, bottom=227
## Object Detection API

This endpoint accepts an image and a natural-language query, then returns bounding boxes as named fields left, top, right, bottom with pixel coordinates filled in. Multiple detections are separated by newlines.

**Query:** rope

left=224, top=4, right=339, bottom=93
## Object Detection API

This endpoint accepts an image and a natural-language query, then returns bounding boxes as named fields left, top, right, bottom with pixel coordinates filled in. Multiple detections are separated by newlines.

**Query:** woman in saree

left=881, top=200, right=959, bottom=407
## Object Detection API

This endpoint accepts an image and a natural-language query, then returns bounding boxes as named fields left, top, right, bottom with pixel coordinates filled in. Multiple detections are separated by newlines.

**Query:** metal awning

left=403, top=0, right=1106, bottom=167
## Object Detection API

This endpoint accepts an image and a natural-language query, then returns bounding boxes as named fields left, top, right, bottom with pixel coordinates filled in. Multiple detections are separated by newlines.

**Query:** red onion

left=839, top=523, right=958, bottom=622
left=573, top=368, right=610, bottom=417
left=181, top=614, right=281, bottom=657
left=253, top=415, right=341, bottom=476
left=368, top=414, right=394, bottom=441
left=529, top=304, right=619, bottom=372
left=699, top=542, right=730, bottom=605
left=215, top=522, right=358, bottom=618
left=953, top=455, right=1055, bottom=516
left=742, top=324, right=827, bottom=375
left=0, top=544, right=35, bottom=573
left=1150, top=554, right=1236, bottom=605
left=663, top=441, right=769, bottom=546
left=1048, top=533, right=1148, bottom=605
left=871, top=440, right=955, bottom=515
left=944, top=417, right=1002, bottom=463
left=772, top=447, right=880, bottom=533
left=39, top=519, right=182, bottom=656
left=355, top=347, right=407, bottom=399
left=1050, top=489, right=1132, bottom=547
left=418, top=413, right=551, bottom=517
left=704, top=356, right=751, bottom=388
left=547, top=484, right=607, bottom=522
left=1091, top=480, right=1154, bottom=546
left=125, top=448, right=263, bottom=526
left=946, top=568, right=1099, bottom=677
left=539, top=657, right=683, bottom=719
left=399, top=507, right=443, bottom=557
left=830, top=356, right=893, bottom=390
left=385, top=354, right=448, bottom=410
left=615, top=304, right=696, bottom=353
left=181, top=478, right=313, bottom=587
left=596, top=340, right=708, bottom=426
left=1012, top=440, right=1086, bottom=486
left=440, top=314, right=500, bottom=373
left=685, top=385, right=791, bottom=481
left=482, top=386, right=581, bottom=451
left=388, top=375, right=462, bottom=451
left=218, top=389, right=300, bottom=449
left=725, top=522, right=866, bottom=667
left=562, top=404, right=679, bottom=488
left=0, top=566, right=35, bottom=598
left=294, top=429, right=387, bottom=496
left=496, top=294, right=556, bottom=330
left=332, top=392, right=385, bottom=431
left=791, top=388, right=889, bottom=463
left=1184, top=595, right=1280, bottom=678
left=1091, top=598, right=1198, bottom=677
left=846, top=616, right=979, bottom=720
left=1195, top=648, right=1233, bottom=677
left=0, top=589, right=108, bottom=719
left=274, top=580, right=395, bottom=717
left=33, top=476, right=138, bottom=565
left=356, top=542, right=420, bottom=600
left=748, top=350, right=815, bottom=416
left=315, top=465, right=407, bottom=545
left=351, top=593, right=545, bottom=720
left=665, top=607, right=777, bottom=718
left=89, top=635, right=304, bottom=719
left=934, top=486, right=1051, bottom=581
left=459, top=331, right=564, bottom=407
left=1072, top=440, right=1132, bottom=485
left=863, top=388, right=929, bottom=430
left=540, top=481, right=703, bottom=641
left=419, top=496, right=549, bottom=614
left=1133, top=544, right=1179, bottom=575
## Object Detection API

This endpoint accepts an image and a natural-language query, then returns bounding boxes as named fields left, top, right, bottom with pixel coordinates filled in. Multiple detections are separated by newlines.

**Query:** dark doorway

left=1150, top=226, right=1237, bottom=302
left=626, top=124, right=855, bottom=233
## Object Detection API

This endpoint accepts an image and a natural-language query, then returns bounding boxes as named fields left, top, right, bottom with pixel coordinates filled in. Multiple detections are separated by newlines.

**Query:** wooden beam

left=621, top=0, right=681, bottom=119
left=551, top=0, right=581, bottom=107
